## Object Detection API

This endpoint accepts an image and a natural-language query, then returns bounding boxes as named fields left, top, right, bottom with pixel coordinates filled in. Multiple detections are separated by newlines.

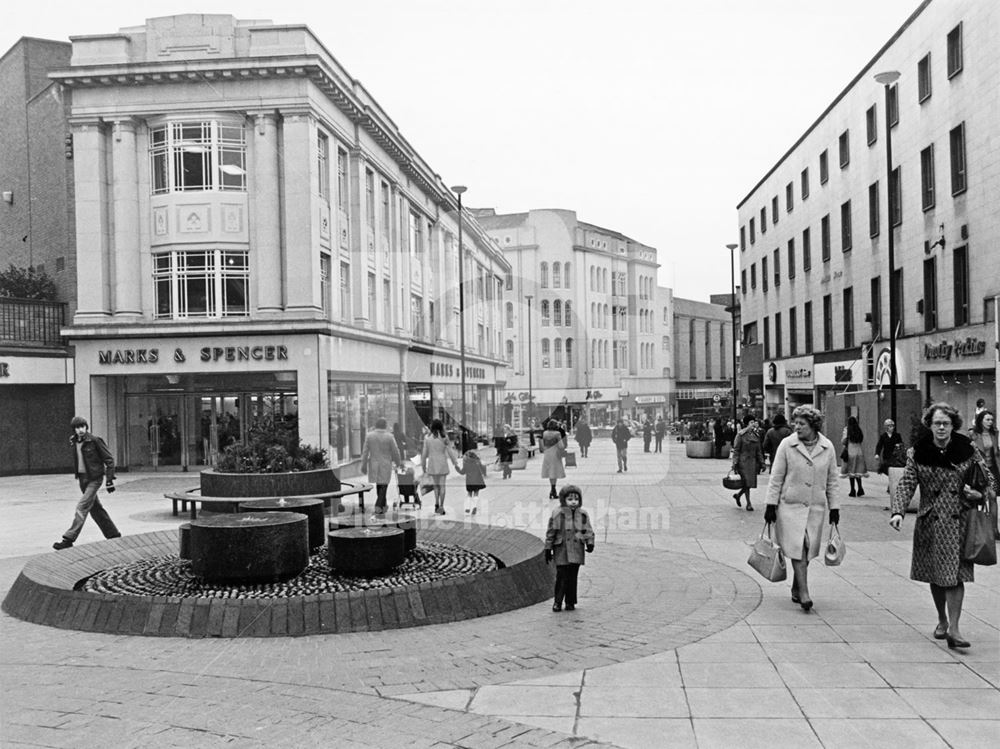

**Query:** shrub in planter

left=684, top=420, right=715, bottom=458
left=216, top=415, right=327, bottom=474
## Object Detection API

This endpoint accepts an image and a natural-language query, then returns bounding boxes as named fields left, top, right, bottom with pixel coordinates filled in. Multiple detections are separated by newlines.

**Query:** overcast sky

left=5, top=0, right=923, bottom=302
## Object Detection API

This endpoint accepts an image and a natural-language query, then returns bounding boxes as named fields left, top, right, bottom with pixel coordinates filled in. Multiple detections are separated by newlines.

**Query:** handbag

left=564, top=450, right=577, bottom=467
left=824, top=524, right=846, bottom=566
left=747, top=523, right=787, bottom=582
left=722, top=469, right=744, bottom=491
left=964, top=459, right=991, bottom=494
left=963, top=505, right=997, bottom=565
left=418, top=474, right=435, bottom=496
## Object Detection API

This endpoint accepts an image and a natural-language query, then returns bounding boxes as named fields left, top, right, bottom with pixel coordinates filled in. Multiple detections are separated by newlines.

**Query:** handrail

left=0, top=297, right=66, bottom=345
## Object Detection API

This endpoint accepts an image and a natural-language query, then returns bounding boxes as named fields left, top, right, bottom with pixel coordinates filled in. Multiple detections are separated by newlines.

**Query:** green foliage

left=215, top=414, right=328, bottom=473
left=688, top=421, right=711, bottom=441
left=0, top=264, right=58, bottom=300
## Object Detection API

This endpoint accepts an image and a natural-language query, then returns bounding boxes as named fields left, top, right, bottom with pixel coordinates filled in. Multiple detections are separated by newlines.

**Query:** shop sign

left=429, top=362, right=486, bottom=381
left=635, top=395, right=666, bottom=404
left=0, top=362, right=9, bottom=377
left=785, top=366, right=813, bottom=387
left=834, top=365, right=853, bottom=382
left=923, top=337, right=988, bottom=361
left=97, top=344, right=288, bottom=365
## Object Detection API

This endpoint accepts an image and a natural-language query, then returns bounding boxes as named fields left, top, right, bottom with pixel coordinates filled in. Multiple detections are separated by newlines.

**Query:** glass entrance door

left=125, top=395, right=185, bottom=470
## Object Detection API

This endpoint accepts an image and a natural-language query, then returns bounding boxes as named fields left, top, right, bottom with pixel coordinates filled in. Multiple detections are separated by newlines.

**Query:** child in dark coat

left=544, top=484, right=596, bottom=611
left=456, top=449, right=487, bottom=515
left=395, top=461, right=419, bottom=508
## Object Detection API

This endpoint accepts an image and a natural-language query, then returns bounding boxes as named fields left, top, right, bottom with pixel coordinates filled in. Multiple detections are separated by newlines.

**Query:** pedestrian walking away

left=840, top=416, right=869, bottom=496
left=360, top=418, right=402, bottom=513
left=731, top=414, right=765, bottom=511
left=456, top=448, right=487, bottom=515
left=762, top=413, right=792, bottom=471
left=969, top=409, right=999, bottom=539
left=611, top=418, right=632, bottom=473
left=54, top=416, right=121, bottom=550
left=494, top=424, right=518, bottom=479
left=540, top=419, right=567, bottom=499
left=890, top=402, right=997, bottom=650
left=654, top=416, right=666, bottom=453
left=642, top=420, right=653, bottom=453
left=574, top=418, right=593, bottom=458
left=544, top=484, right=596, bottom=612
left=713, top=417, right=726, bottom=458
left=421, top=419, right=460, bottom=515
left=764, top=405, right=841, bottom=611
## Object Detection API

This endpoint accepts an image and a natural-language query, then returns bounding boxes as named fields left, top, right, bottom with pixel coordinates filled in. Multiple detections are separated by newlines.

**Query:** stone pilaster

left=251, top=112, right=283, bottom=314
left=111, top=119, right=142, bottom=318
left=71, top=119, right=111, bottom=320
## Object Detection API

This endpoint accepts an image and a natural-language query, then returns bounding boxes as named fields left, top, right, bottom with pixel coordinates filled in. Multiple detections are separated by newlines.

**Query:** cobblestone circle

left=79, top=541, right=500, bottom=598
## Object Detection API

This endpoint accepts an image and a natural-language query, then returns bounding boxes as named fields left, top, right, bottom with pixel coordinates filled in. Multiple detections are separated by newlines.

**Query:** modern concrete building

left=0, top=37, right=76, bottom=474
left=48, top=14, right=510, bottom=473
left=475, top=208, right=668, bottom=428
left=671, top=296, right=734, bottom=422
left=737, top=0, right=999, bottom=428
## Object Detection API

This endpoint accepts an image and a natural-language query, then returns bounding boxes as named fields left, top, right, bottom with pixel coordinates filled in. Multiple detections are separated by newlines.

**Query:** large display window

left=327, top=378, right=403, bottom=464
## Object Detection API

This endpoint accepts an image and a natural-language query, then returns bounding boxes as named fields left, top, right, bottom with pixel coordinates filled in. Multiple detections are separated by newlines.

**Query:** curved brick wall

left=1, top=523, right=553, bottom=637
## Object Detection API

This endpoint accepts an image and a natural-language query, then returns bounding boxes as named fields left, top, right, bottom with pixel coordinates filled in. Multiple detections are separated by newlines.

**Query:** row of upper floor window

left=742, top=122, right=968, bottom=295
left=539, top=262, right=570, bottom=289
left=748, top=244, right=977, bottom=360
left=590, top=267, right=628, bottom=295
left=739, top=21, right=966, bottom=252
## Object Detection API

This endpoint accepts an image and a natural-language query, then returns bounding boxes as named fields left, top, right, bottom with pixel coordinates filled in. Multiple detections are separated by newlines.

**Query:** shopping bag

left=747, top=523, right=787, bottom=582
left=418, top=474, right=435, bottom=496
left=722, top=469, right=744, bottom=491
left=824, top=525, right=846, bottom=566
left=963, top=505, right=997, bottom=565
left=564, top=451, right=577, bottom=467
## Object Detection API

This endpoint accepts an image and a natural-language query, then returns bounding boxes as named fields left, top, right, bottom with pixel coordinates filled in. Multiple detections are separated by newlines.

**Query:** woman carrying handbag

left=764, top=405, right=841, bottom=611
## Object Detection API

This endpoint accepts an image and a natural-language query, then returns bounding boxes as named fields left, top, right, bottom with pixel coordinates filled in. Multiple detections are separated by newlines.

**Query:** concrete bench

left=165, top=482, right=373, bottom=520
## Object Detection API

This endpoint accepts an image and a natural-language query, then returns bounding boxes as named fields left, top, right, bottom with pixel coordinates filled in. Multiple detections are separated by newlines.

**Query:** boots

left=856, top=479, right=865, bottom=497
left=849, top=478, right=857, bottom=497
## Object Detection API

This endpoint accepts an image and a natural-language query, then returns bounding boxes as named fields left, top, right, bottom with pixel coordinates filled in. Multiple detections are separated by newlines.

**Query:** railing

left=0, top=297, right=66, bottom=346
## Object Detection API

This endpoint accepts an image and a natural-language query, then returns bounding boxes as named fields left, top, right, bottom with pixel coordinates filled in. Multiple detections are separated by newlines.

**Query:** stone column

left=252, top=112, right=283, bottom=314
left=281, top=111, right=320, bottom=316
left=111, top=119, right=142, bottom=318
left=71, top=119, right=111, bottom=321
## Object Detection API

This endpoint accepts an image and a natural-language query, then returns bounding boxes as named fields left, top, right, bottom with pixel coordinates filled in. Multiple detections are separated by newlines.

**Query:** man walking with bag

left=53, top=416, right=121, bottom=550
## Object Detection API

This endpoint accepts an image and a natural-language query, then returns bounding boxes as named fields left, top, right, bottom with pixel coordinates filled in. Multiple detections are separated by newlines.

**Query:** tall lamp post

left=451, top=185, right=469, bottom=452
left=874, top=71, right=900, bottom=425
left=525, top=294, right=534, bottom=441
left=725, top=243, right=739, bottom=424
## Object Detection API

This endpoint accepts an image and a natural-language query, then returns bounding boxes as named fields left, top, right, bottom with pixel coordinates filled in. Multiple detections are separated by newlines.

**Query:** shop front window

left=327, top=378, right=402, bottom=464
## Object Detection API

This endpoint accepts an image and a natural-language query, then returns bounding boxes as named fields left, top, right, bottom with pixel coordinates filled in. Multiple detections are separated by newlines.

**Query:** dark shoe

left=565, top=604, right=575, bottom=611
left=623, top=465, right=628, bottom=472
left=746, top=504, right=754, bottom=512
left=471, top=507, right=477, bottom=515
left=106, top=533, right=122, bottom=539
left=733, top=493, right=742, bottom=508
left=435, top=507, right=446, bottom=515
left=946, top=635, right=971, bottom=650
left=552, top=604, right=562, bottom=612
left=791, top=587, right=801, bottom=604
left=617, top=469, right=623, bottom=473
left=52, top=538, right=73, bottom=550
left=848, top=490, right=857, bottom=497
left=800, top=599, right=813, bottom=611
left=933, top=622, right=948, bottom=640
left=857, top=489, right=865, bottom=497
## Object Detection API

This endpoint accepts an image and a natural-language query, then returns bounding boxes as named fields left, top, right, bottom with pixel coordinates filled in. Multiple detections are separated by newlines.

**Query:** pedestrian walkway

left=1, top=438, right=997, bottom=748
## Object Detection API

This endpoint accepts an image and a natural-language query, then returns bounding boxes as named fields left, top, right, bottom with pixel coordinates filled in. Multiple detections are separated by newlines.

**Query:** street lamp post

left=451, top=185, right=469, bottom=452
left=725, top=243, right=739, bottom=425
left=525, top=294, right=534, bottom=440
left=874, top=71, right=900, bottom=425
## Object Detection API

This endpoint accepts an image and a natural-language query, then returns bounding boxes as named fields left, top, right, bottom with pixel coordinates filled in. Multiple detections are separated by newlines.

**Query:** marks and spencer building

left=52, top=14, right=510, bottom=472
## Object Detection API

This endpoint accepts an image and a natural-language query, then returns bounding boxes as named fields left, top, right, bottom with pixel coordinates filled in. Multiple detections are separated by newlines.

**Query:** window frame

left=801, top=167, right=810, bottom=200
left=953, top=245, right=969, bottom=325
left=149, top=120, right=247, bottom=195
left=786, top=182, right=794, bottom=213
left=802, top=228, right=811, bottom=272
left=918, top=53, right=932, bottom=103
left=840, top=200, right=852, bottom=253
left=838, top=130, right=850, bottom=169
left=950, top=122, right=968, bottom=195
left=920, top=144, right=936, bottom=211
left=819, top=149, right=829, bottom=184
left=153, top=249, right=250, bottom=320
left=843, top=286, right=854, bottom=349
left=947, top=23, right=963, bottom=79
left=866, top=104, right=878, bottom=146
left=868, top=181, right=880, bottom=237
left=923, top=256, right=938, bottom=331
left=787, top=238, right=795, bottom=280
left=821, top=214, right=831, bottom=262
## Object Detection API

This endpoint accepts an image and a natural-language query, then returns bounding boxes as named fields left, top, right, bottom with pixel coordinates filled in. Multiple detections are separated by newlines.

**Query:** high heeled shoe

left=799, top=599, right=813, bottom=611
left=733, top=493, right=742, bottom=508
left=946, top=634, right=971, bottom=650
left=933, top=622, right=948, bottom=640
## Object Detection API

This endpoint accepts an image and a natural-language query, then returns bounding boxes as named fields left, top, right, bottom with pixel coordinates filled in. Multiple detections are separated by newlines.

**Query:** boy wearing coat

left=544, top=484, right=596, bottom=611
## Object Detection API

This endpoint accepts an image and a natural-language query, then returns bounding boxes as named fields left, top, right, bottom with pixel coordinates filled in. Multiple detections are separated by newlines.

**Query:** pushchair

left=396, top=463, right=421, bottom=509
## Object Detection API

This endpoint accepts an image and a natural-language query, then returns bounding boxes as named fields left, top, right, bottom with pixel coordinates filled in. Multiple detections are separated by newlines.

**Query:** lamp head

left=725, top=243, right=738, bottom=251
left=874, top=71, right=900, bottom=86
left=451, top=185, right=467, bottom=195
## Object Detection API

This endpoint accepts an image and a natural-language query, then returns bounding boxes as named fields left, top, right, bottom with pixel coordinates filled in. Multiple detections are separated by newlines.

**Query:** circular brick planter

left=1, top=523, right=554, bottom=637
left=200, top=467, right=339, bottom=499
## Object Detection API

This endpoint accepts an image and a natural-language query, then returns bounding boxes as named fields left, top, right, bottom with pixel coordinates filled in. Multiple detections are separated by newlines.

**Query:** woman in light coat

left=540, top=419, right=567, bottom=499
left=421, top=418, right=459, bottom=515
left=764, top=405, right=841, bottom=611
left=360, top=418, right=402, bottom=513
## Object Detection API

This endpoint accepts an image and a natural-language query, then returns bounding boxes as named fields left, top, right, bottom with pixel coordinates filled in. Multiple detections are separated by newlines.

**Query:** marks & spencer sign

left=98, top=344, right=289, bottom=365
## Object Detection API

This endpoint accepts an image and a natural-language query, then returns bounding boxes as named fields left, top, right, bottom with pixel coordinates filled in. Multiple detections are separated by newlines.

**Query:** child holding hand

left=455, top=449, right=487, bottom=515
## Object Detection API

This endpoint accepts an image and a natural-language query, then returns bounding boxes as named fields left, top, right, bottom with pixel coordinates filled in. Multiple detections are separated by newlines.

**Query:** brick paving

left=1, top=439, right=998, bottom=748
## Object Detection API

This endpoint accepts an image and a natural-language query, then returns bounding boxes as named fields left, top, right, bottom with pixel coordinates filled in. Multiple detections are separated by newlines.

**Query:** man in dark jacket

left=611, top=419, right=632, bottom=473
left=53, top=416, right=121, bottom=550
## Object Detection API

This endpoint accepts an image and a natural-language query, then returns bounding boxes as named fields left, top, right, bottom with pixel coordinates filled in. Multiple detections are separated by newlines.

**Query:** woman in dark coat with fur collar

left=890, top=402, right=997, bottom=651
